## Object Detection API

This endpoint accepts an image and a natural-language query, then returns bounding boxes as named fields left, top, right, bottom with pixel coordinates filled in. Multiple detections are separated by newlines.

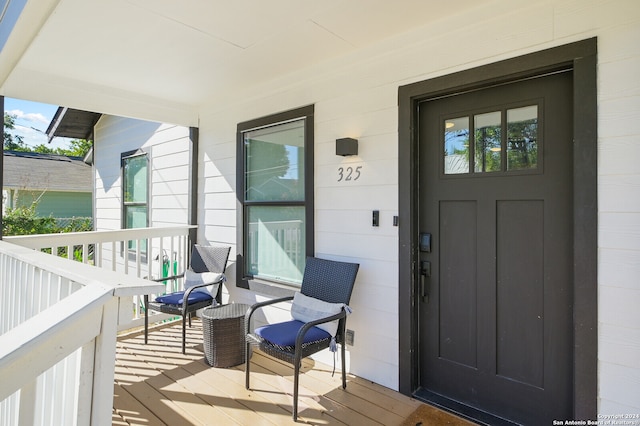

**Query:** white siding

left=94, top=116, right=191, bottom=230
left=193, top=0, right=640, bottom=414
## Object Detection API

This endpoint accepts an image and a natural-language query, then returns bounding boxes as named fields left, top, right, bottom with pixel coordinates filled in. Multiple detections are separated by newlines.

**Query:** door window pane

left=245, top=121, right=305, bottom=202
left=444, top=117, right=470, bottom=174
left=246, top=206, right=305, bottom=284
left=474, top=111, right=502, bottom=173
left=507, top=105, right=538, bottom=171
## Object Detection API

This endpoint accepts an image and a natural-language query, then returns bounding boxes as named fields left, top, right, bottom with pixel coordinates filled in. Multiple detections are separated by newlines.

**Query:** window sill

left=244, top=278, right=298, bottom=299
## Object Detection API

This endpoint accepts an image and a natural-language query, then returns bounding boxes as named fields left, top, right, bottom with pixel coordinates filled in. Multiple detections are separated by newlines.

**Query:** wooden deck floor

left=113, top=319, right=474, bottom=426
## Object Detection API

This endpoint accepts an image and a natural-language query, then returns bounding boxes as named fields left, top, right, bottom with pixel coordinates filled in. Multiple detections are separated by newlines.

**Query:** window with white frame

left=237, top=105, right=314, bottom=287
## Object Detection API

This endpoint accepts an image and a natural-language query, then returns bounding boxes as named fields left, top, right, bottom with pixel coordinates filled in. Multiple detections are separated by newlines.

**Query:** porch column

left=188, top=127, right=199, bottom=246
left=1, top=95, right=4, bottom=240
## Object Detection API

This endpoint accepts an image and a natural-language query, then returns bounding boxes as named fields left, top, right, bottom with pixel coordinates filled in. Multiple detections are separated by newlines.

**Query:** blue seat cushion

left=255, top=320, right=331, bottom=350
left=155, top=291, right=212, bottom=305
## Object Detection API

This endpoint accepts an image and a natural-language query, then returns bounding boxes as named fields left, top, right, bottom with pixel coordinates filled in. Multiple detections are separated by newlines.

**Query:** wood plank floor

left=113, top=320, right=474, bottom=426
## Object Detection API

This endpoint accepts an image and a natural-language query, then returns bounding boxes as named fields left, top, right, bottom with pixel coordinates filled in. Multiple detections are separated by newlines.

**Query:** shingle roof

left=2, top=151, right=92, bottom=192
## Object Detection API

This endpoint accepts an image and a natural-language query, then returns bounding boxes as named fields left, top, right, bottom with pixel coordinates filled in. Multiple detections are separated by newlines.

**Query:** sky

left=4, top=97, right=73, bottom=150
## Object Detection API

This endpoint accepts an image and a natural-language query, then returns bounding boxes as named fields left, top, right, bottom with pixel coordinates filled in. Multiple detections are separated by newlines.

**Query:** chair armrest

left=245, top=296, right=294, bottom=334
left=149, top=272, right=185, bottom=282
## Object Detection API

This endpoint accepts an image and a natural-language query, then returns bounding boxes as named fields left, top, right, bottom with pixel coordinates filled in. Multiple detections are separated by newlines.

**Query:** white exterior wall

left=93, top=115, right=191, bottom=231
left=195, top=0, right=640, bottom=415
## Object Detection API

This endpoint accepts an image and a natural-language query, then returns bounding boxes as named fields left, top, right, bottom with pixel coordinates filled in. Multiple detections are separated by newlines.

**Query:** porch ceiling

left=0, top=0, right=486, bottom=126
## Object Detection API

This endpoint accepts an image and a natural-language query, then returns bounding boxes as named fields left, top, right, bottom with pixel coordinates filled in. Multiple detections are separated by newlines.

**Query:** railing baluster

left=136, top=239, right=141, bottom=278
left=111, top=241, right=116, bottom=271
left=18, top=380, right=36, bottom=426
left=124, top=239, right=129, bottom=275
left=170, top=236, right=176, bottom=288
left=95, top=242, right=101, bottom=268
left=159, top=236, right=165, bottom=281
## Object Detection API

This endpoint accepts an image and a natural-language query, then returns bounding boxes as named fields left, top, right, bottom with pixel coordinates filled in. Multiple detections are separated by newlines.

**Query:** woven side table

left=202, top=303, right=250, bottom=368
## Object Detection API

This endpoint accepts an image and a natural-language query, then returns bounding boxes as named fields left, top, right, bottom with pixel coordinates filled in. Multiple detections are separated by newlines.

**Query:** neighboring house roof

left=2, top=151, right=92, bottom=192
left=46, top=107, right=101, bottom=142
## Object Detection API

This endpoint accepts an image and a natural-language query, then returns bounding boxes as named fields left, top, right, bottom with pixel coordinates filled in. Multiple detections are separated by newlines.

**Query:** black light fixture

left=336, top=137, right=358, bottom=156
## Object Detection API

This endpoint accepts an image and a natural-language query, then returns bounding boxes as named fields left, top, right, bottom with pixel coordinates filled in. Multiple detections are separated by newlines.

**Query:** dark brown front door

left=418, top=71, right=573, bottom=424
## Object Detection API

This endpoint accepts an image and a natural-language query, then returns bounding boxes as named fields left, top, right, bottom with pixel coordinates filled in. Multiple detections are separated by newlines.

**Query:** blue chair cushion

left=255, top=320, right=331, bottom=350
left=155, top=291, right=212, bottom=305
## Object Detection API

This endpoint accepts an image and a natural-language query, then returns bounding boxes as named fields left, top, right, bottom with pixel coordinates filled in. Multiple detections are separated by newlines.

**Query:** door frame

left=398, top=38, right=597, bottom=419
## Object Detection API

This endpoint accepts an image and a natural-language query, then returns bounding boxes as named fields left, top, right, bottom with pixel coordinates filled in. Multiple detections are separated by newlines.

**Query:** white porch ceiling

left=1, top=0, right=485, bottom=126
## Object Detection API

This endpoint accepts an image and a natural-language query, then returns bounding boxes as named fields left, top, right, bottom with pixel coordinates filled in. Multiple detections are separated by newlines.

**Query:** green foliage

left=2, top=206, right=57, bottom=235
left=62, top=139, right=93, bottom=157
left=3, top=205, right=94, bottom=262
left=30, top=139, right=93, bottom=157
left=2, top=206, right=93, bottom=236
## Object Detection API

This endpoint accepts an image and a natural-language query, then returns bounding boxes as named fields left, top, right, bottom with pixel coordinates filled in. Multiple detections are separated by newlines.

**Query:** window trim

left=121, top=149, right=149, bottom=258
left=236, top=105, right=314, bottom=290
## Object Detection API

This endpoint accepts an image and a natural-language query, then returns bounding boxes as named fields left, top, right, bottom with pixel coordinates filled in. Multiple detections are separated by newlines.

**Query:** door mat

left=401, top=403, right=475, bottom=426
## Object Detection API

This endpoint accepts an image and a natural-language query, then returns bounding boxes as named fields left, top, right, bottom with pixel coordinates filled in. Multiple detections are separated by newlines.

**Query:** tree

left=4, top=112, right=92, bottom=156
left=3, top=113, right=27, bottom=151
left=59, top=138, right=92, bottom=157
left=31, top=139, right=92, bottom=157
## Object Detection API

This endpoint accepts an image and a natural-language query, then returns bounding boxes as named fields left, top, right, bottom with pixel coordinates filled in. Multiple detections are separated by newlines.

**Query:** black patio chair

left=144, top=244, right=231, bottom=353
left=245, top=256, right=359, bottom=421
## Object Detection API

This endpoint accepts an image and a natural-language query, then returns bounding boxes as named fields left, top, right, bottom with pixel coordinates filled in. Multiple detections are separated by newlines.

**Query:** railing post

left=77, top=337, right=97, bottom=424
left=18, top=380, right=36, bottom=425
left=90, top=297, right=119, bottom=425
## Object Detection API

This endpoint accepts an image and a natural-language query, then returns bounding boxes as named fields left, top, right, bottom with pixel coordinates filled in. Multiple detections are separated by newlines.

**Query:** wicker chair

left=245, top=257, right=359, bottom=421
left=144, top=244, right=231, bottom=353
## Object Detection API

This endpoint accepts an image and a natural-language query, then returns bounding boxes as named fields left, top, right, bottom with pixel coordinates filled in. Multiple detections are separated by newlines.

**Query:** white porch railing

left=6, top=225, right=196, bottom=329
left=0, top=239, right=165, bottom=425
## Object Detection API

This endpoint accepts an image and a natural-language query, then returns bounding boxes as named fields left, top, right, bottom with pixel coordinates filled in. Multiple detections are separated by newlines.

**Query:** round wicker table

left=201, top=303, right=250, bottom=368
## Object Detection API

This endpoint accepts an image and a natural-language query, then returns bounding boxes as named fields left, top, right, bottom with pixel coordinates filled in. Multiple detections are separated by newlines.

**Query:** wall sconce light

left=336, top=137, right=358, bottom=156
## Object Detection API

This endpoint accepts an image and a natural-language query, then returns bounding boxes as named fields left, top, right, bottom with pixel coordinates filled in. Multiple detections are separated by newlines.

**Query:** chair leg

left=293, top=363, right=300, bottom=421
left=144, top=295, right=149, bottom=344
left=245, top=342, right=251, bottom=390
left=182, top=316, right=187, bottom=354
left=341, top=339, right=347, bottom=389
left=293, top=350, right=302, bottom=421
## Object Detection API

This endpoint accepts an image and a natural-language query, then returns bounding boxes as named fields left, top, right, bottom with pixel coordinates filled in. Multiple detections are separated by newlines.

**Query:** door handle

left=420, top=260, right=431, bottom=303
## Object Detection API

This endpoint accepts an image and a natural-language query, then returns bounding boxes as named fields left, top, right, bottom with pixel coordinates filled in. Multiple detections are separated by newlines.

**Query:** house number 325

left=337, top=166, right=362, bottom=182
